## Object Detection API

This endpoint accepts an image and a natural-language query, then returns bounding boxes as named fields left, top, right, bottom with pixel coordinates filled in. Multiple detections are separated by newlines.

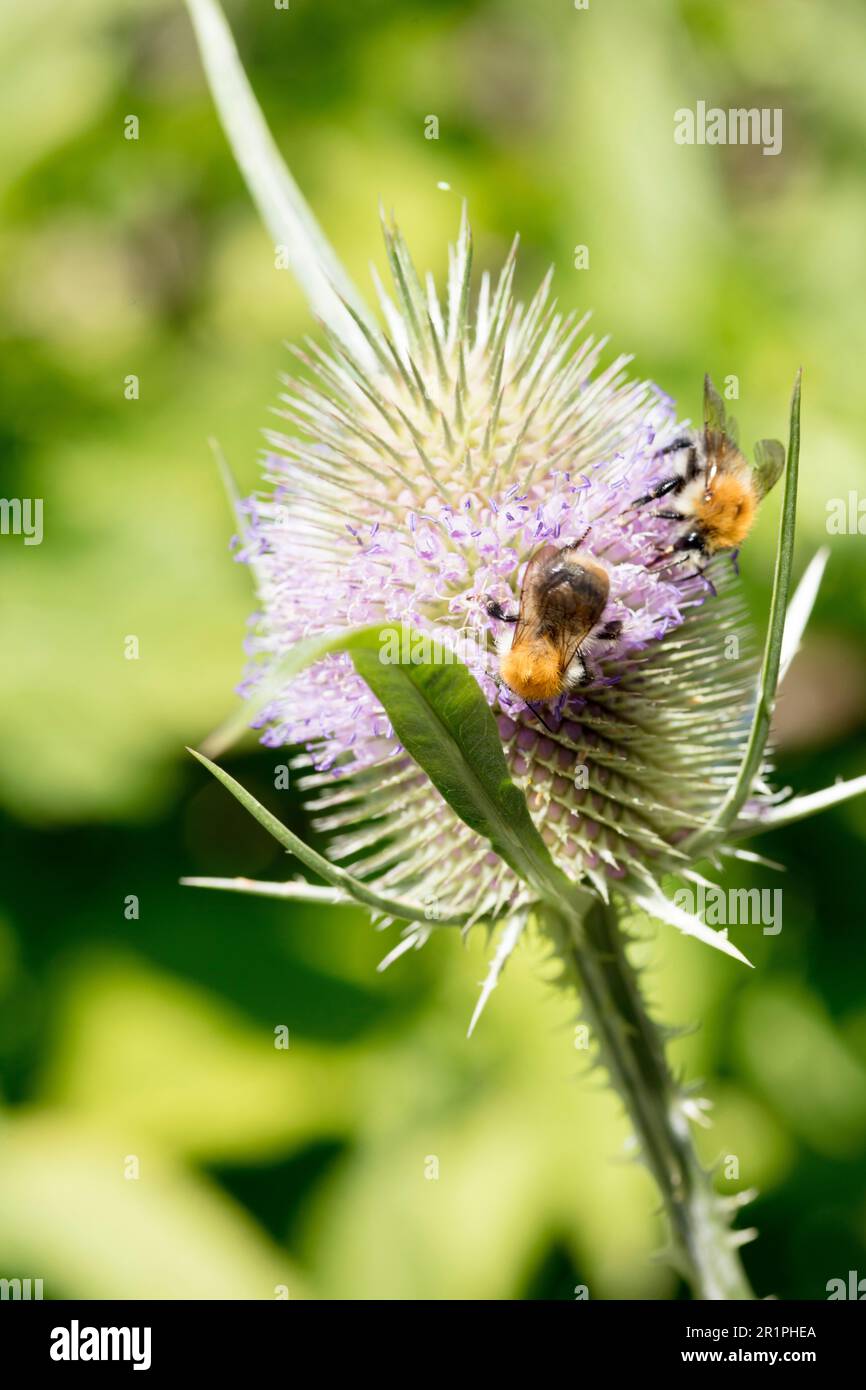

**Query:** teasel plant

left=181, top=0, right=866, bottom=1300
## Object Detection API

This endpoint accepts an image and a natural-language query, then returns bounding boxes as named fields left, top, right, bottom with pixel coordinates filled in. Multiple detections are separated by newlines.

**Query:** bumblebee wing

left=556, top=621, right=595, bottom=678
left=510, top=544, right=557, bottom=650
left=703, top=373, right=738, bottom=454
left=752, top=438, right=786, bottom=499
left=703, top=374, right=728, bottom=435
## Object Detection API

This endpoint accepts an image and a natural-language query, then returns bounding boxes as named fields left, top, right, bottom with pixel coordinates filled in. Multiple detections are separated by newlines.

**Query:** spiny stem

left=550, top=900, right=755, bottom=1300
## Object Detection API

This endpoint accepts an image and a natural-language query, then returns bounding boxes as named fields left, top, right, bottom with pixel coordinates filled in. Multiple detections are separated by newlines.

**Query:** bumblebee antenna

left=558, top=524, right=592, bottom=554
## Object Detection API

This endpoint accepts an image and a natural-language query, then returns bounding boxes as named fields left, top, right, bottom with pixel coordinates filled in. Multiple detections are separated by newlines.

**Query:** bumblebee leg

left=485, top=598, right=518, bottom=623
left=525, top=701, right=559, bottom=735
left=597, top=619, right=622, bottom=641
left=646, top=546, right=674, bottom=568
left=631, top=475, right=683, bottom=509
left=656, top=435, right=694, bottom=456
left=559, top=649, right=592, bottom=691
left=633, top=475, right=681, bottom=508
left=651, top=508, right=685, bottom=521
left=648, top=533, right=706, bottom=578
left=669, top=559, right=709, bottom=586
left=684, top=446, right=702, bottom=482
left=647, top=543, right=698, bottom=573
left=691, top=560, right=717, bottom=597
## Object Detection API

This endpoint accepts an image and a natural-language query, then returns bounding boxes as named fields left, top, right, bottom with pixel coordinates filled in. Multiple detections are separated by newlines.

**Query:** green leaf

left=732, top=774, right=866, bottom=837
left=0, top=1115, right=309, bottom=1299
left=186, top=747, right=472, bottom=929
left=348, top=628, right=593, bottom=913
left=183, top=0, right=378, bottom=368
left=687, top=369, right=802, bottom=856
left=197, top=625, right=591, bottom=919
left=180, top=875, right=365, bottom=909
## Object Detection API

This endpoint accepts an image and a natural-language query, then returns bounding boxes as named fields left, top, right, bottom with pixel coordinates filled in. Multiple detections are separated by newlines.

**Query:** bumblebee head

left=696, top=473, right=757, bottom=549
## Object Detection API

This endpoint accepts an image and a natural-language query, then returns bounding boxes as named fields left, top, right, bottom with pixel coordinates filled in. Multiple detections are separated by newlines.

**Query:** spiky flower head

left=233, top=212, right=768, bottom=948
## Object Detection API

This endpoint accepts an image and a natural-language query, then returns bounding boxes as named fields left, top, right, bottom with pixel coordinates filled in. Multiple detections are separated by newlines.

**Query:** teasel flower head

left=231, top=211, right=767, bottom=948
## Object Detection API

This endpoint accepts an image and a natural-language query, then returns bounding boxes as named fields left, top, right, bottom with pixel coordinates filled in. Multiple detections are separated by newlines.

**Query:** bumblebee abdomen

left=500, top=642, right=563, bottom=702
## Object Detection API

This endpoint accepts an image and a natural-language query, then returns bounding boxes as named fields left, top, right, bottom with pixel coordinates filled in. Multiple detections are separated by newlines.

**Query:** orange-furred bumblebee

left=634, top=375, right=785, bottom=560
left=486, top=541, right=621, bottom=702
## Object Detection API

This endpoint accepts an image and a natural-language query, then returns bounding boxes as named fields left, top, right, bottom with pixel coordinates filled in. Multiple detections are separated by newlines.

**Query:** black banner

left=0, top=1297, right=861, bottom=1374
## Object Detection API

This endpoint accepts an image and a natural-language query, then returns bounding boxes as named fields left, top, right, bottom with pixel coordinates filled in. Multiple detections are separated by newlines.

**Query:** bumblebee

left=634, top=375, right=785, bottom=559
left=486, top=542, right=621, bottom=702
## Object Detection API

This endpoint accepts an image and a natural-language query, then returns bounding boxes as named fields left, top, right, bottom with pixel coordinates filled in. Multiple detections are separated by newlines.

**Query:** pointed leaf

left=201, top=625, right=591, bottom=917
left=181, top=875, right=361, bottom=908
left=186, top=748, right=472, bottom=928
left=779, top=546, right=829, bottom=683
left=184, top=0, right=377, bottom=367
left=733, top=774, right=866, bottom=837
left=209, top=436, right=245, bottom=529
left=200, top=630, right=347, bottom=758
left=629, top=879, right=753, bottom=967
left=467, top=913, right=527, bottom=1037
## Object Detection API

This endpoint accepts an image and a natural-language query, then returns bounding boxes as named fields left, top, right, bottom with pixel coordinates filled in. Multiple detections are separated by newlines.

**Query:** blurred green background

left=1, top=0, right=866, bottom=1300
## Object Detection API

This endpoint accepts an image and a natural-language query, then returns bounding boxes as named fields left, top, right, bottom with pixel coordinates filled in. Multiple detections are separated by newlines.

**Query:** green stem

left=550, top=900, right=755, bottom=1300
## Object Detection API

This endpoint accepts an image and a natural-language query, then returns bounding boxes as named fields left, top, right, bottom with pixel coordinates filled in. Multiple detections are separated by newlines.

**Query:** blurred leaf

left=735, top=982, right=866, bottom=1158
left=301, top=931, right=669, bottom=1300
left=40, top=953, right=357, bottom=1162
left=0, top=1114, right=309, bottom=1298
